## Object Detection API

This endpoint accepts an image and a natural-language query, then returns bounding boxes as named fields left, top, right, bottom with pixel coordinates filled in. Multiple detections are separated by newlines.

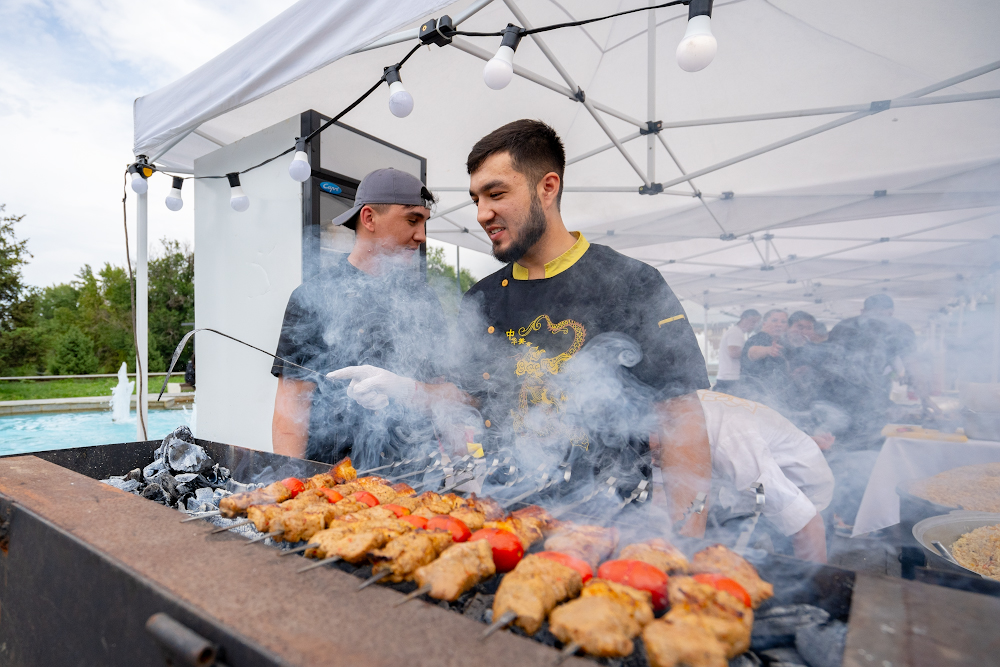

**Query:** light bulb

left=288, top=139, right=311, bottom=182
left=165, top=176, right=184, bottom=211
left=676, top=14, right=717, bottom=72
left=227, top=173, right=249, bottom=213
left=130, top=169, right=148, bottom=194
left=388, top=81, right=413, bottom=118
left=484, top=46, right=515, bottom=90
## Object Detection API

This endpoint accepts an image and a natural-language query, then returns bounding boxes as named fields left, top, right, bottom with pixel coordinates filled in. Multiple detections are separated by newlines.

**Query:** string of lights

left=126, top=0, right=717, bottom=212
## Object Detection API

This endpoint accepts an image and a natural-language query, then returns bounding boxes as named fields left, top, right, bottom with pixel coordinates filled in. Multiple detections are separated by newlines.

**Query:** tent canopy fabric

left=134, top=0, right=1000, bottom=326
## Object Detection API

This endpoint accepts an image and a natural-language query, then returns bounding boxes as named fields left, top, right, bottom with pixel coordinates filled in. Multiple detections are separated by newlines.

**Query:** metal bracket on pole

left=640, top=121, right=663, bottom=135
left=639, top=183, right=664, bottom=195
left=571, top=87, right=586, bottom=103
left=869, top=99, right=891, bottom=113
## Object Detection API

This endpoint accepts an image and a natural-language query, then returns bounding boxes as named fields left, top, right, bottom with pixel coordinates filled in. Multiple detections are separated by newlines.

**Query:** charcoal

left=731, top=653, right=763, bottom=667
left=174, top=473, right=199, bottom=484
left=101, top=478, right=141, bottom=493
left=166, top=440, right=212, bottom=473
left=143, top=458, right=167, bottom=483
left=125, top=468, right=143, bottom=482
left=752, top=605, right=830, bottom=651
left=795, top=621, right=847, bottom=667
left=194, top=487, right=215, bottom=501
left=759, top=647, right=808, bottom=666
left=186, top=494, right=216, bottom=512
left=461, top=592, right=493, bottom=623
left=159, top=473, right=179, bottom=500
left=141, top=483, right=166, bottom=502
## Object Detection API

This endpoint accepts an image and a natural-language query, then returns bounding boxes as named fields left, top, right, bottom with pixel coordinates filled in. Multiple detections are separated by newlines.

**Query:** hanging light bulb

left=384, top=66, right=413, bottom=118
left=676, top=0, right=717, bottom=72
left=227, top=172, right=249, bottom=212
left=483, top=24, right=524, bottom=90
left=288, top=138, right=311, bottom=182
left=129, top=163, right=151, bottom=194
left=165, top=176, right=184, bottom=211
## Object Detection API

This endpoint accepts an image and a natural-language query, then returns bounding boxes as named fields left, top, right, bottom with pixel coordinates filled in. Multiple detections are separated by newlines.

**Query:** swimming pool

left=0, top=409, right=195, bottom=457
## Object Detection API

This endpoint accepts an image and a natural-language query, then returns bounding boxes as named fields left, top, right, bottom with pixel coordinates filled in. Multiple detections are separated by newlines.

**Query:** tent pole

left=703, top=302, right=710, bottom=361
left=993, top=271, right=1000, bottom=383
left=655, top=62, right=1000, bottom=191
left=503, top=0, right=650, bottom=186
left=456, top=244, right=461, bottom=295
left=647, top=0, right=656, bottom=183
left=567, top=131, right=643, bottom=166
left=136, top=191, right=149, bottom=441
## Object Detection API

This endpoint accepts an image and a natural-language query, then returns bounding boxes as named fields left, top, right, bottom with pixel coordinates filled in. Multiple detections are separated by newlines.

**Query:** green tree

left=0, top=205, right=47, bottom=374
left=148, top=239, right=194, bottom=372
left=50, top=327, right=99, bottom=375
left=426, top=246, right=476, bottom=319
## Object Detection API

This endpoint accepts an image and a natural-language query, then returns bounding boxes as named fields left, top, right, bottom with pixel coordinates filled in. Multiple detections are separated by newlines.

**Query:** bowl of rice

left=912, top=512, right=1000, bottom=580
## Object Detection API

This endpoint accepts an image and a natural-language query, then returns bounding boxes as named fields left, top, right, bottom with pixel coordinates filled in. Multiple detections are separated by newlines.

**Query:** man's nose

left=476, top=200, right=495, bottom=227
left=414, top=221, right=426, bottom=244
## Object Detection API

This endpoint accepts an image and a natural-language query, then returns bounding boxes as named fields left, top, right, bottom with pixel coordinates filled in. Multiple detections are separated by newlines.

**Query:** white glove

left=328, top=365, right=416, bottom=411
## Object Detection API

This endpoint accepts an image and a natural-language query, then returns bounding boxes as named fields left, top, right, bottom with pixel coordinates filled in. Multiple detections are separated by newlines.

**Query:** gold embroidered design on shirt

left=658, top=314, right=686, bottom=327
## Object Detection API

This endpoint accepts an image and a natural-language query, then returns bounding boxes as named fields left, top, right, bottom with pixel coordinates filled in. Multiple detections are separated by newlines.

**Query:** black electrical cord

left=454, top=0, right=689, bottom=37
left=121, top=170, right=149, bottom=441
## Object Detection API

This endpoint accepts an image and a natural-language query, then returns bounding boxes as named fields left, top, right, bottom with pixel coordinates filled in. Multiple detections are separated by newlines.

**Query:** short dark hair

left=761, top=309, right=787, bottom=323
left=788, top=311, right=817, bottom=326
left=739, top=309, right=761, bottom=321
left=863, top=294, right=894, bottom=311
left=467, top=119, right=566, bottom=208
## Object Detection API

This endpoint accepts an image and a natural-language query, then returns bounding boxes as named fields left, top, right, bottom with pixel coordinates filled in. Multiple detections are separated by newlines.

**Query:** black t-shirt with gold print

left=457, top=233, right=708, bottom=499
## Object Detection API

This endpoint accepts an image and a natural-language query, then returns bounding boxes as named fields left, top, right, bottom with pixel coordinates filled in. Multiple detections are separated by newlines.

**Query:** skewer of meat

left=394, top=539, right=496, bottom=605
left=542, top=523, right=619, bottom=571
left=549, top=579, right=655, bottom=659
left=689, top=544, right=773, bottom=608
left=357, top=530, right=455, bottom=589
left=297, top=517, right=416, bottom=572
left=488, top=553, right=585, bottom=637
left=618, top=538, right=690, bottom=574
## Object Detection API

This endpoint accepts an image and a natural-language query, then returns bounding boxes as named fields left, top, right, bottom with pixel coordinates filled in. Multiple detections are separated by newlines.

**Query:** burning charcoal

left=751, top=605, right=830, bottom=651
left=730, top=653, right=763, bottom=667
left=143, top=458, right=167, bottom=484
left=101, top=477, right=141, bottom=493
left=166, top=440, right=212, bottom=473
left=794, top=621, right=847, bottom=667
left=159, top=473, right=180, bottom=500
left=194, top=487, right=215, bottom=501
left=141, top=483, right=166, bottom=503
left=461, top=592, right=493, bottom=623
left=125, top=468, right=143, bottom=483
left=759, top=647, right=808, bottom=666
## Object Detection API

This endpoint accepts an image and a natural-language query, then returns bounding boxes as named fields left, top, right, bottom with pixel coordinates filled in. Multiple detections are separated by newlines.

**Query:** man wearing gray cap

left=270, top=168, right=442, bottom=466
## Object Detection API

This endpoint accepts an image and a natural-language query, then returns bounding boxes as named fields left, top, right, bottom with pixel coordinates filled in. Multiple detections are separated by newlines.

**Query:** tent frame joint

left=640, top=120, right=663, bottom=135
left=639, top=182, right=664, bottom=195
left=419, top=16, right=456, bottom=47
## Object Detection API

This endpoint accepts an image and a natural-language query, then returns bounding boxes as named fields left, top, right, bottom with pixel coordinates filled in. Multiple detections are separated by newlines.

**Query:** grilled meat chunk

left=619, top=539, right=690, bottom=574
left=370, top=531, right=454, bottom=582
left=484, top=516, right=546, bottom=550
left=543, top=524, right=619, bottom=570
left=690, top=545, right=773, bottom=608
left=308, top=518, right=414, bottom=563
left=493, top=553, right=584, bottom=635
left=247, top=503, right=281, bottom=532
left=665, top=576, right=752, bottom=658
left=273, top=511, right=325, bottom=543
left=549, top=579, right=654, bottom=658
left=220, top=481, right=291, bottom=518
left=449, top=506, right=486, bottom=531
left=643, top=616, right=728, bottom=667
left=413, top=539, right=496, bottom=601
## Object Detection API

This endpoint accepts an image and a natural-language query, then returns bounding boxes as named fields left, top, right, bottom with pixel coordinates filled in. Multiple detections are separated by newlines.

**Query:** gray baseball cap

left=332, top=168, right=433, bottom=229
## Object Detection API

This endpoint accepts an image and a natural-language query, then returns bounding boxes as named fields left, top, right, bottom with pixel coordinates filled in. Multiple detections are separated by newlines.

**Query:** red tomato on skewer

left=692, top=573, right=752, bottom=608
left=319, top=488, right=343, bottom=503
left=535, top=551, right=593, bottom=583
left=280, top=477, right=305, bottom=498
left=382, top=504, right=411, bottom=518
left=353, top=491, right=380, bottom=507
left=597, top=559, right=669, bottom=610
left=400, top=515, right=429, bottom=529
left=426, top=515, right=471, bottom=542
left=469, top=528, right=524, bottom=572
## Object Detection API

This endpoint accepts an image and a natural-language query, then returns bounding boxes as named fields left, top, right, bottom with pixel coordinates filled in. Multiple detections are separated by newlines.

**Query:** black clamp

left=639, top=183, right=664, bottom=195
left=418, top=16, right=456, bottom=47
left=640, top=120, right=662, bottom=135
left=129, top=155, right=154, bottom=179
left=571, top=87, right=586, bottom=103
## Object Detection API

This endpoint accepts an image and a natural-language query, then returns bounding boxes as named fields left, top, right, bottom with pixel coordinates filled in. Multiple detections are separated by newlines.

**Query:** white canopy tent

left=131, top=0, right=1000, bottom=441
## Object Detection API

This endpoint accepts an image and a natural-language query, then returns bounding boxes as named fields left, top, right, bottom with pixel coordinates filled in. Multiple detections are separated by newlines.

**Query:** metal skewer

left=356, top=458, right=415, bottom=476
left=210, top=519, right=252, bottom=534
left=393, top=584, right=432, bottom=606
left=245, top=530, right=282, bottom=545
left=933, top=540, right=961, bottom=566
left=438, top=473, right=476, bottom=495
left=297, top=556, right=342, bottom=573
left=279, top=543, right=319, bottom=557
left=556, top=642, right=580, bottom=663
left=481, top=610, right=517, bottom=639
left=181, top=510, right=220, bottom=523
left=357, top=570, right=392, bottom=590
left=386, top=464, right=445, bottom=482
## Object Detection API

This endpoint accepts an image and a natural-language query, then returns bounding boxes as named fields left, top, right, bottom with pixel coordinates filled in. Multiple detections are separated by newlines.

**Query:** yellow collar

left=512, top=232, right=590, bottom=280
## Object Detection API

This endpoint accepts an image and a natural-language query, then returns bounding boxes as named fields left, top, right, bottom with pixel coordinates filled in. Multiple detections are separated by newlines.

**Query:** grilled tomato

left=280, top=477, right=305, bottom=498
left=692, top=573, right=752, bottom=607
left=597, top=559, right=669, bottom=610
left=353, top=491, right=380, bottom=507
left=426, top=515, right=471, bottom=542
left=535, top=551, right=594, bottom=583
left=470, top=528, right=524, bottom=572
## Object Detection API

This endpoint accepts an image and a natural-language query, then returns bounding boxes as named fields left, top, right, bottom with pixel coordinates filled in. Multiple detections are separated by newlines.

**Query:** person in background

left=823, top=294, right=916, bottom=448
left=739, top=309, right=789, bottom=408
left=271, top=168, right=442, bottom=467
left=696, top=390, right=833, bottom=563
left=782, top=311, right=839, bottom=449
left=810, top=320, right=829, bottom=343
left=712, top=309, right=760, bottom=395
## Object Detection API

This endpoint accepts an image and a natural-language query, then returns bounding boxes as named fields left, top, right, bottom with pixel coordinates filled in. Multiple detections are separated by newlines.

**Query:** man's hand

left=811, top=432, right=835, bottom=451
left=328, top=365, right=416, bottom=410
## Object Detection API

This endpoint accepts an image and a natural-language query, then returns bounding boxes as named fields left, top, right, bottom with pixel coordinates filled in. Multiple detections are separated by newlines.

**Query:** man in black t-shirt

left=270, top=169, right=442, bottom=468
left=335, top=121, right=712, bottom=535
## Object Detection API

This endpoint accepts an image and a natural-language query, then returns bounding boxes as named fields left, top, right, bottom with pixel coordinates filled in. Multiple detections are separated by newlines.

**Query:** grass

left=0, top=378, right=193, bottom=402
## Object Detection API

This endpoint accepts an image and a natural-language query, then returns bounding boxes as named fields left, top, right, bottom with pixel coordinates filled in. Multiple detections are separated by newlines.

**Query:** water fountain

left=109, top=362, right=134, bottom=423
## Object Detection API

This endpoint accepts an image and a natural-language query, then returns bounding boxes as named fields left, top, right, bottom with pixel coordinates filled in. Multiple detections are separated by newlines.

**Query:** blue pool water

left=0, top=409, right=195, bottom=457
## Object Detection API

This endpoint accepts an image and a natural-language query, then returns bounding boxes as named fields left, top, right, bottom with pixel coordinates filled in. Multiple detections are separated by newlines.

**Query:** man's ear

left=358, top=205, right=377, bottom=233
left=537, top=172, right=561, bottom=210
